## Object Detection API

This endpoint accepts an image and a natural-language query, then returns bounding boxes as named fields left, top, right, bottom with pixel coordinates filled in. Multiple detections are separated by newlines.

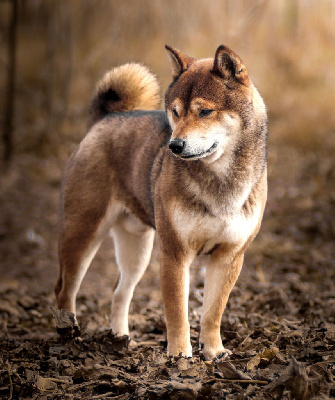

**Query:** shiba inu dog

left=55, top=44, right=267, bottom=360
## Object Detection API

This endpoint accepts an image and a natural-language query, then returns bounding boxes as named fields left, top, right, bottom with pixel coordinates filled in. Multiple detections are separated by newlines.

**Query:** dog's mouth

left=180, top=142, right=219, bottom=160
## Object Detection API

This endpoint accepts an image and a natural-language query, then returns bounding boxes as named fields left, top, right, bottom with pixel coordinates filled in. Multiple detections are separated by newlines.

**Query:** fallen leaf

left=266, top=358, right=309, bottom=399
left=35, top=375, right=57, bottom=392
left=216, top=361, right=251, bottom=380
left=247, top=347, right=280, bottom=370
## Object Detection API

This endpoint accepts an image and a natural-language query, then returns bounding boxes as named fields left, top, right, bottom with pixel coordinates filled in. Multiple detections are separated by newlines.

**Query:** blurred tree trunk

left=46, top=6, right=57, bottom=128
left=59, top=3, right=73, bottom=122
left=3, top=0, right=18, bottom=165
left=46, top=2, right=72, bottom=134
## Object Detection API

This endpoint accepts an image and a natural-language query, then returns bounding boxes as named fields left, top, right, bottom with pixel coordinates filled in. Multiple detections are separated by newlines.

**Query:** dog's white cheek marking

left=182, top=124, right=224, bottom=156
left=187, top=113, right=241, bottom=162
left=203, top=146, right=224, bottom=164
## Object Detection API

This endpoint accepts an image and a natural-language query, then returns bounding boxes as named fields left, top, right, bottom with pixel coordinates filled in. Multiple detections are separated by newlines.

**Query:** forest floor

left=0, top=132, right=334, bottom=399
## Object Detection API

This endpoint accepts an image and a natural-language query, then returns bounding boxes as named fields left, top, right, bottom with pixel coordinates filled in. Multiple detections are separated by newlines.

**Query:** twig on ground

left=67, top=380, right=109, bottom=391
left=205, top=378, right=268, bottom=385
left=91, top=392, right=125, bottom=399
left=48, top=378, right=71, bottom=384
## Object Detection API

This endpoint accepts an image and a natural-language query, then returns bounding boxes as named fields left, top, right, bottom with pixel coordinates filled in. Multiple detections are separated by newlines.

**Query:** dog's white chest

left=172, top=200, right=261, bottom=254
left=221, top=207, right=260, bottom=244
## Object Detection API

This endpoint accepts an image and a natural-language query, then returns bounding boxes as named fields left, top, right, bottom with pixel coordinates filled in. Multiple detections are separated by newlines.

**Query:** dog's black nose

left=169, top=138, right=185, bottom=154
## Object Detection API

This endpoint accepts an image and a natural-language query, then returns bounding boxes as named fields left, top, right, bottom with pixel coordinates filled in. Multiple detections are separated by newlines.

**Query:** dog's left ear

left=212, top=45, right=250, bottom=86
left=165, top=45, right=196, bottom=80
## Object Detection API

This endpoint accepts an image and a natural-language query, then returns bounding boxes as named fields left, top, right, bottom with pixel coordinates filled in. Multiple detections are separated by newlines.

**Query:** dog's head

left=165, top=45, right=266, bottom=163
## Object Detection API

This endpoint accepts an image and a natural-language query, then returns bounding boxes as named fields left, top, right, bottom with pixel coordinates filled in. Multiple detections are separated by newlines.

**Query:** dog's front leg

left=200, top=247, right=244, bottom=360
left=160, top=250, right=193, bottom=357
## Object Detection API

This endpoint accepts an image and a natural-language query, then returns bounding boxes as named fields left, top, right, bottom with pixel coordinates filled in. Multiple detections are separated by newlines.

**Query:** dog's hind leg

left=200, top=247, right=244, bottom=360
left=55, top=198, right=122, bottom=314
left=56, top=230, right=105, bottom=314
left=110, top=216, right=155, bottom=336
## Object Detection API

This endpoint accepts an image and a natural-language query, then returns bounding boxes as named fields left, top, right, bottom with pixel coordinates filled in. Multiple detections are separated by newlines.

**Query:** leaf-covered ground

left=0, top=137, right=334, bottom=399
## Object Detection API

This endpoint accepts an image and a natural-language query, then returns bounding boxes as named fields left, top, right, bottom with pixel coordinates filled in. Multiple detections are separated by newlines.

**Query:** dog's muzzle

left=169, top=138, right=186, bottom=155
left=169, top=138, right=219, bottom=160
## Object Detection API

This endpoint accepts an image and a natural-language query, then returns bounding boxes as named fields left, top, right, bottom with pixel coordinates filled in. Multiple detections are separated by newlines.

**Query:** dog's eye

left=199, top=109, right=214, bottom=118
left=172, top=109, right=179, bottom=118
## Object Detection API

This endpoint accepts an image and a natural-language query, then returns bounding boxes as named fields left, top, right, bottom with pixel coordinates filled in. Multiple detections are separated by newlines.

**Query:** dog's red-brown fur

left=56, top=45, right=267, bottom=359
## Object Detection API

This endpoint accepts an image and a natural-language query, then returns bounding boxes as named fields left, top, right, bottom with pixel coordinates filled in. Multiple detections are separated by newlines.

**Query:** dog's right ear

left=165, top=45, right=196, bottom=80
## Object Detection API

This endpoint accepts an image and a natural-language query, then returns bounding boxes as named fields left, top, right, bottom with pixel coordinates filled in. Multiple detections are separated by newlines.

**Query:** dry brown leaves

left=0, top=272, right=334, bottom=400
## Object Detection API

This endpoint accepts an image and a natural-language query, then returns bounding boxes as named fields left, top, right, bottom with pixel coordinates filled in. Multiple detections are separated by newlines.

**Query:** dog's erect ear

left=212, top=45, right=250, bottom=86
left=165, top=45, right=196, bottom=80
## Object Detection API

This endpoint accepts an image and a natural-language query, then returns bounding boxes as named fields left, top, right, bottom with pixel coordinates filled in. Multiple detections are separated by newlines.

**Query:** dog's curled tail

left=87, top=63, right=160, bottom=129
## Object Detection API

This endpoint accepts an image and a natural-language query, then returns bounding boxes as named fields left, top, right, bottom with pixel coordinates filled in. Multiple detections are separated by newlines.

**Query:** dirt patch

left=0, top=137, right=335, bottom=399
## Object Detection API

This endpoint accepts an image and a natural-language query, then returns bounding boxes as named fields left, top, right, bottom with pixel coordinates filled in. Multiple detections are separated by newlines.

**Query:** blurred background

left=0, top=0, right=334, bottom=302
left=1, top=0, right=335, bottom=158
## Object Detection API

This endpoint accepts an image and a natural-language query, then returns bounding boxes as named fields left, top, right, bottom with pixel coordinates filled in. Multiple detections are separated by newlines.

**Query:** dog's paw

left=51, top=307, right=81, bottom=338
left=212, top=348, right=232, bottom=361
left=200, top=342, right=232, bottom=361
left=167, top=342, right=193, bottom=359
